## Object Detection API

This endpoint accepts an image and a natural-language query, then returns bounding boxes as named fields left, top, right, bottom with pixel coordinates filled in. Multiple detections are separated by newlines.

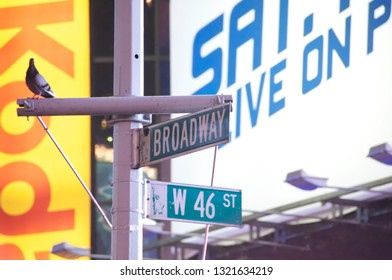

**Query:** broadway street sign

left=133, top=103, right=230, bottom=168
left=145, top=180, right=242, bottom=226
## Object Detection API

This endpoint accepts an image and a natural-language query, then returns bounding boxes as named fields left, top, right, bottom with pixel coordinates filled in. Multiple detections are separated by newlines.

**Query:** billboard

left=170, top=0, right=392, bottom=227
left=0, top=0, right=90, bottom=259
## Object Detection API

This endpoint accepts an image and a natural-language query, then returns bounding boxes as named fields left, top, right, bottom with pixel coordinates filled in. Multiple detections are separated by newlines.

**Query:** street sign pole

left=111, top=0, right=143, bottom=260
left=16, top=0, right=233, bottom=260
left=16, top=95, right=232, bottom=116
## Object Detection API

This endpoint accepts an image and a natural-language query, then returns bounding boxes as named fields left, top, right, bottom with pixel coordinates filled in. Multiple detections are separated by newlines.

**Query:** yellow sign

left=0, top=0, right=91, bottom=259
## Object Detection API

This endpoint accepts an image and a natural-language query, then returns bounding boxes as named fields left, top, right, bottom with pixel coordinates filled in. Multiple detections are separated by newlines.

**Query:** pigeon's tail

left=42, top=88, right=56, bottom=98
left=38, top=76, right=56, bottom=98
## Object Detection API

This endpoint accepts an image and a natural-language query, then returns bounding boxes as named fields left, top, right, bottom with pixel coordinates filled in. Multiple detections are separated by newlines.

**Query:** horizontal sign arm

left=16, top=95, right=232, bottom=117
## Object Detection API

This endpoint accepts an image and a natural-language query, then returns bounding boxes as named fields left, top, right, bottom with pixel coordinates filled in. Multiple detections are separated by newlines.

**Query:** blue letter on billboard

left=269, top=59, right=286, bottom=116
left=368, top=0, right=391, bottom=54
left=228, top=0, right=263, bottom=87
left=193, top=15, right=224, bottom=95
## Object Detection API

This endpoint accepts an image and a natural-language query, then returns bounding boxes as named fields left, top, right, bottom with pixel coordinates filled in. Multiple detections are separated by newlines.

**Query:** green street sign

left=134, top=103, right=230, bottom=168
left=146, top=180, right=242, bottom=227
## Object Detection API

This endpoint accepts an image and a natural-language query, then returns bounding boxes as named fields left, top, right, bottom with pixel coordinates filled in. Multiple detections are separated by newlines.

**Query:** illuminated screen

left=170, top=0, right=392, bottom=224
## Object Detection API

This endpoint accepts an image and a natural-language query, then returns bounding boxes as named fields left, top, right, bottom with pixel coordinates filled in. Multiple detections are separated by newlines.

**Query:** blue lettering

left=269, top=59, right=286, bottom=116
left=246, top=72, right=266, bottom=128
left=228, top=0, right=263, bottom=87
left=191, top=0, right=387, bottom=146
left=340, top=0, right=350, bottom=12
left=303, top=2, right=354, bottom=92
left=278, top=0, right=289, bottom=53
left=193, top=15, right=224, bottom=95
left=368, top=0, right=391, bottom=54
left=302, top=14, right=323, bottom=94
left=236, top=88, right=242, bottom=138
left=327, top=15, right=351, bottom=79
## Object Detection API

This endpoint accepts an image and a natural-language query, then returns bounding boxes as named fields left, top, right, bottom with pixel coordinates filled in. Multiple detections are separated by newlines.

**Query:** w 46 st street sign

left=132, top=103, right=230, bottom=168
left=146, top=180, right=242, bottom=227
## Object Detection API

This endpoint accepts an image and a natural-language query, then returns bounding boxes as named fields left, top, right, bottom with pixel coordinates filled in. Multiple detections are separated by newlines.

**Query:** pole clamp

left=104, top=113, right=152, bottom=126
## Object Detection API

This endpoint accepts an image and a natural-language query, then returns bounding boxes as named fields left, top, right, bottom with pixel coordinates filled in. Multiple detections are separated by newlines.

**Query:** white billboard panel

left=170, top=0, right=392, bottom=218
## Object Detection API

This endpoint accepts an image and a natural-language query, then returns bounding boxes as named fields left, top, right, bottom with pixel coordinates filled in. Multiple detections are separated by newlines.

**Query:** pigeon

left=25, top=58, right=56, bottom=98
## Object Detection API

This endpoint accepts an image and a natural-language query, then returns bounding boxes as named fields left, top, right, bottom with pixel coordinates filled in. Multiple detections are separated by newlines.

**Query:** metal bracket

left=131, top=128, right=141, bottom=169
left=217, top=93, right=233, bottom=112
left=17, top=98, right=35, bottom=111
left=217, top=94, right=225, bottom=104
left=105, top=113, right=152, bottom=126
left=143, top=179, right=148, bottom=219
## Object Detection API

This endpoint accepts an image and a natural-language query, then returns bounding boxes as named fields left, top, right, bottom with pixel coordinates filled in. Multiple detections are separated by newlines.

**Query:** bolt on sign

left=0, top=0, right=90, bottom=260
left=134, top=103, right=231, bottom=168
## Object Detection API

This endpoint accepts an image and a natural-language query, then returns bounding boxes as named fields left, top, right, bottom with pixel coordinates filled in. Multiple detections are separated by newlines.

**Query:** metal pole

left=16, top=95, right=233, bottom=116
left=111, top=0, right=143, bottom=260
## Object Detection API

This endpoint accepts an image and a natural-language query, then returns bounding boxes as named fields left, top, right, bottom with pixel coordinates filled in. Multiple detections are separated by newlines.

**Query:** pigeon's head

left=29, top=58, right=35, bottom=65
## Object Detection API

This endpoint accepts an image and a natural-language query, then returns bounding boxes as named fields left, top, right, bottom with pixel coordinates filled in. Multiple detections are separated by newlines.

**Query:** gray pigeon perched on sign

left=25, top=58, right=56, bottom=98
